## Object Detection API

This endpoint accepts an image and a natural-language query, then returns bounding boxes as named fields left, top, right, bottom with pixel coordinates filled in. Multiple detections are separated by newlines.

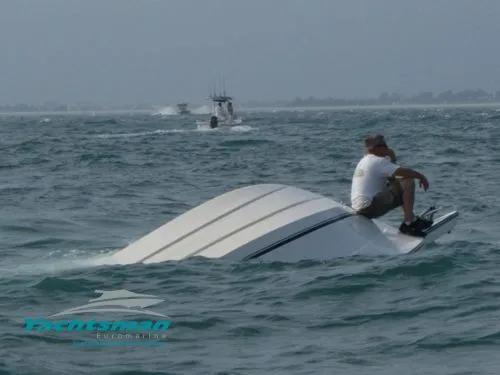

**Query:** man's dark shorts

left=357, top=179, right=403, bottom=219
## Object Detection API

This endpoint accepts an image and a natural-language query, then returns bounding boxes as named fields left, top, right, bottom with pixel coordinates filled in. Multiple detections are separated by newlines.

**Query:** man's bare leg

left=401, top=178, right=415, bottom=223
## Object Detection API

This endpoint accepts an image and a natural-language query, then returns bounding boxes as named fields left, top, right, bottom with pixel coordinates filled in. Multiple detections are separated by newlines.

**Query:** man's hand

left=419, top=175, right=429, bottom=191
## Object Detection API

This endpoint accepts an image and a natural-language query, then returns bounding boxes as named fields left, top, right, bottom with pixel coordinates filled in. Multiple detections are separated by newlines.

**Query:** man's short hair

left=364, top=134, right=387, bottom=150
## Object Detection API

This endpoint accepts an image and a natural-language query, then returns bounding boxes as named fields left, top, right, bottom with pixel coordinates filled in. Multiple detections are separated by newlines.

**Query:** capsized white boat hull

left=112, top=184, right=458, bottom=265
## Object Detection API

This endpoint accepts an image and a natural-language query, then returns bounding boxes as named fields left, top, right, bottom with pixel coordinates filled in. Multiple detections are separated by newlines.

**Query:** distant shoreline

left=1, top=102, right=500, bottom=116
left=0, top=109, right=154, bottom=116
left=242, top=102, right=500, bottom=112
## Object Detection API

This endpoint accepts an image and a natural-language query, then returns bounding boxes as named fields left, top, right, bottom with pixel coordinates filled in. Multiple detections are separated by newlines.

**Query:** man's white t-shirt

left=350, top=154, right=399, bottom=210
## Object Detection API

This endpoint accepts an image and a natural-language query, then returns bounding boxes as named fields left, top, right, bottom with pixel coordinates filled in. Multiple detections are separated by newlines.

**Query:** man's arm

left=393, top=167, right=429, bottom=191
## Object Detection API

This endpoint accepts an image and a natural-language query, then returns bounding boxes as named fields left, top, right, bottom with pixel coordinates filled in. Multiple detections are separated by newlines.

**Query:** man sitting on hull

left=351, top=134, right=432, bottom=236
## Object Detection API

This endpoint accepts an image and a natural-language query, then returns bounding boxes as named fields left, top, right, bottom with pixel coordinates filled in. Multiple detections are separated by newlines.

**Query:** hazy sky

left=1, top=0, right=500, bottom=105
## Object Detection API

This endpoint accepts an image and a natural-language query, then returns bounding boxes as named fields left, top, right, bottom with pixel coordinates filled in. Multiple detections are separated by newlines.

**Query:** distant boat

left=176, top=103, right=191, bottom=115
left=196, top=92, right=242, bottom=129
left=152, top=103, right=191, bottom=116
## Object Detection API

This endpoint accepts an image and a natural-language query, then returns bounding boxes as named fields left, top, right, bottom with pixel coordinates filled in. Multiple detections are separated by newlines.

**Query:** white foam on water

left=152, top=106, right=178, bottom=116
left=96, top=129, right=190, bottom=139
left=0, top=249, right=118, bottom=279
left=196, top=126, right=218, bottom=132
left=95, top=125, right=252, bottom=139
left=195, top=123, right=255, bottom=132
left=230, top=125, right=256, bottom=132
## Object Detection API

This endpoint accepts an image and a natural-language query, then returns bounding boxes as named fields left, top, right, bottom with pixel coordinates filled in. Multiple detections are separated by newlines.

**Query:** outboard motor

left=210, top=116, right=218, bottom=129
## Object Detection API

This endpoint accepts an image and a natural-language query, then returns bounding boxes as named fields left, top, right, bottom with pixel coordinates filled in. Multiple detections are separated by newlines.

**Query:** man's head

left=364, top=134, right=389, bottom=157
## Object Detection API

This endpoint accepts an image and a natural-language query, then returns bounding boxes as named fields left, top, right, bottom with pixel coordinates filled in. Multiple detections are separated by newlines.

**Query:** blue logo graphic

left=24, top=289, right=172, bottom=347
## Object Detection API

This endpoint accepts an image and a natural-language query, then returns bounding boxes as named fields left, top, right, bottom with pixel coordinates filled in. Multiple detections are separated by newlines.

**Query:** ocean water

left=1, top=107, right=499, bottom=374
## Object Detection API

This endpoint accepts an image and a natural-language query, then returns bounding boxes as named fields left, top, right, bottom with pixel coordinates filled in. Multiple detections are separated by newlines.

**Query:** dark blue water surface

left=1, top=107, right=499, bottom=374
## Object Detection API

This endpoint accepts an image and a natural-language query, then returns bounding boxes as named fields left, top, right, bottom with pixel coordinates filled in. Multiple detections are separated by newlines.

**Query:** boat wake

left=152, top=106, right=178, bottom=116
left=95, top=129, right=192, bottom=139
left=152, top=105, right=210, bottom=116
left=96, top=125, right=257, bottom=139
left=0, top=249, right=117, bottom=279
left=230, top=125, right=255, bottom=132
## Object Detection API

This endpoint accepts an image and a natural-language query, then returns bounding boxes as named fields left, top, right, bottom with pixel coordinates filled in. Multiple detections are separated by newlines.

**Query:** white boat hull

left=112, top=184, right=458, bottom=265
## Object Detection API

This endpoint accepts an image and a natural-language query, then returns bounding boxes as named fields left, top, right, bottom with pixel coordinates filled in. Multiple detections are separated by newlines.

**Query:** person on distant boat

left=350, top=134, right=432, bottom=236
left=215, top=102, right=225, bottom=121
left=209, top=115, right=218, bottom=129
left=227, top=101, right=234, bottom=120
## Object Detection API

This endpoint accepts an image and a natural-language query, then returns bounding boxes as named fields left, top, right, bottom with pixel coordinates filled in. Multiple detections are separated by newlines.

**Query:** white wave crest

left=96, top=129, right=190, bottom=139
left=230, top=125, right=256, bottom=132
left=152, top=106, right=178, bottom=116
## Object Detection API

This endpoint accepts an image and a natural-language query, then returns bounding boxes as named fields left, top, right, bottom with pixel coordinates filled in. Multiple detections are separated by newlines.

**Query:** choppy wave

left=95, top=129, right=191, bottom=138
left=219, top=138, right=273, bottom=147
left=83, top=118, right=118, bottom=125
left=96, top=125, right=256, bottom=138
left=230, top=125, right=255, bottom=132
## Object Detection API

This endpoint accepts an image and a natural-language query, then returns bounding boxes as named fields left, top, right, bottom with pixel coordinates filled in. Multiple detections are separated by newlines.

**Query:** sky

left=1, top=0, right=500, bottom=105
